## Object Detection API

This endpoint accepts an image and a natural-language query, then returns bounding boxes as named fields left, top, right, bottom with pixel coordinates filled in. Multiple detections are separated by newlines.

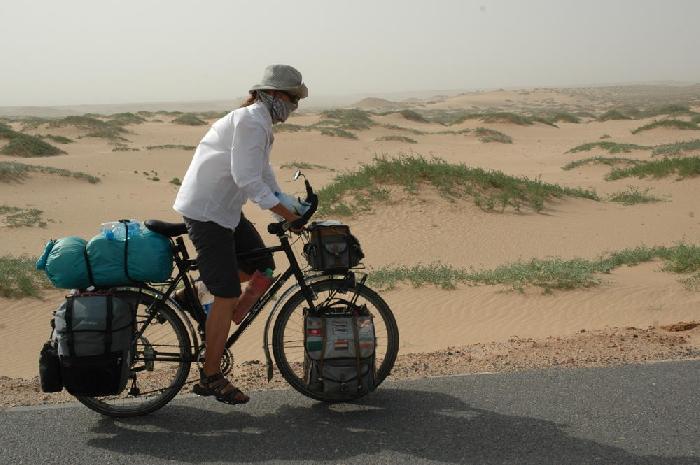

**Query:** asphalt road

left=2, top=360, right=699, bottom=465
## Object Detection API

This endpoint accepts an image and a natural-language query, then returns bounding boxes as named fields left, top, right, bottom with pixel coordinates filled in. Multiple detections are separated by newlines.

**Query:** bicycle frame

left=135, top=230, right=319, bottom=353
left=130, top=220, right=361, bottom=381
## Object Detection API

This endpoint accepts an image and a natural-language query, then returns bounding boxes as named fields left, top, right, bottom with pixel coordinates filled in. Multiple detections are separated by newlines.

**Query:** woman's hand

left=269, top=203, right=303, bottom=232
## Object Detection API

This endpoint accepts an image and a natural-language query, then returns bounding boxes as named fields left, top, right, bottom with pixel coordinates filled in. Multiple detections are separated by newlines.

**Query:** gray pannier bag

left=304, top=305, right=376, bottom=398
left=53, top=292, right=135, bottom=396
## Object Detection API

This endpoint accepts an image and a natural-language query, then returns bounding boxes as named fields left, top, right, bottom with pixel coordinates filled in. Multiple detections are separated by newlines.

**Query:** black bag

left=304, top=304, right=376, bottom=399
left=303, top=222, right=364, bottom=273
left=53, top=293, right=134, bottom=396
left=39, top=340, right=63, bottom=393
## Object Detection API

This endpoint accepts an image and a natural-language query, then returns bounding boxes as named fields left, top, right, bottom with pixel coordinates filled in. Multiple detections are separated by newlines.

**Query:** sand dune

left=1, top=86, right=699, bottom=379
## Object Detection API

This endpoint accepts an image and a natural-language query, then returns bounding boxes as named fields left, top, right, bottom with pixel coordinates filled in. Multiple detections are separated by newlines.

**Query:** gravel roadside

left=2, top=322, right=698, bottom=409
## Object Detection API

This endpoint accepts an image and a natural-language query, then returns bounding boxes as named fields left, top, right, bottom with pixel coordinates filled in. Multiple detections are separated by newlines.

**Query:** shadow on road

left=87, top=388, right=698, bottom=464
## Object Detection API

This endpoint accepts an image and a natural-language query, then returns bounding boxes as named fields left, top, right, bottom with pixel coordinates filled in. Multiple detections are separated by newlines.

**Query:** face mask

left=257, top=92, right=297, bottom=123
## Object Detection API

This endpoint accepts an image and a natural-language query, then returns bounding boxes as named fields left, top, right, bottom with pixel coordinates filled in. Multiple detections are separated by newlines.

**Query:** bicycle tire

left=76, top=289, right=192, bottom=417
left=272, top=278, right=399, bottom=402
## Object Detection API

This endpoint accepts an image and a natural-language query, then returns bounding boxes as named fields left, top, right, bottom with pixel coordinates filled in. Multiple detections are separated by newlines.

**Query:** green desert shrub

left=475, top=127, right=512, bottom=144
left=651, top=139, right=700, bottom=156
left=49, top=115, right=128, bottom=141
left=0, top=133, right=64, bottom=157
left=380, top=124, right=427, bottom=135
left=643, top=104, right=692, bottom=117
left=561, top=157, right=644, bottom=171
left=631, top=119, right=699, bottom=134
left=375, top=135, right=418, bottom=144
left=606, top=156, right=700, bottom=180
left=112, top=145, right=140, bottom=152
left=319, top=109, right=374, bottom=130
left=567, top=141, right=650, bottom=154
left=319, top=127, right=358, bottom=139
left=607, top=186, right=662, bottom=205
left=107, top=112, right=146, bottom=126
left=426, top=110, right=478, bottom=126
left=318, top=155, right=597, bottom=216
left=145, top=144, right=196, bottom=151
left=0, top=255, right=52, bottom=298
left=598, top=109, right=632, bottom=121
left=42, top=134, right=74, bottom=144
left=480, top=112, right=532, bottom=125
left=171, top=113, right=207, bottom=126
left=0, top=205, right=46, bottom=227
left=0, top=161, right=100, bottom=183
left=18, top=117, right=53, bottom=130
left=434, top=128, right=471, bottom=135
left=368, top=244, right=700, bottom=293
left=399, top=110, right=429, bottom=123
left=547, top=112, right=581, bottom=124
left=280, top=161, right=330, bottom=170
left=273, top=123, right=306, bottom=133
left=0, top=122, right=14, bottom=139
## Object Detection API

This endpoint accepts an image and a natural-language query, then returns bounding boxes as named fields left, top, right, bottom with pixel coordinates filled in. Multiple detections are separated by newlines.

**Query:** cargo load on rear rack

left=36, top=225, right=173, bottom=289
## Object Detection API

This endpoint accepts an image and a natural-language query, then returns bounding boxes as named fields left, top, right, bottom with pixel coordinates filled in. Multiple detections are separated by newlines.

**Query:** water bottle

left=100, top=220, right=141, bottom=241
left=232, top=268, right=274, bottom=324
left=273, top=192, right=311, bottom=220
left=196, top=280, right=214, bottom=316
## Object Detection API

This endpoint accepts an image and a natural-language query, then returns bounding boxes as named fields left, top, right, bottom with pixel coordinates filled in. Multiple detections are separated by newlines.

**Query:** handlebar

left=267, top=178, right=318, bottom=236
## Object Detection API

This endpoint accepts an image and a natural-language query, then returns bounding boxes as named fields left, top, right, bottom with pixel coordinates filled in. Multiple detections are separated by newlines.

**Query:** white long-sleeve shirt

left=173, top=102, right=281, bottom=230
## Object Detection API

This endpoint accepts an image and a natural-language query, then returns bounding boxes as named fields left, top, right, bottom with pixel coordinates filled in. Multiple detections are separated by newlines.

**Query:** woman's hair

left=240, top=91, right=258, bottom=107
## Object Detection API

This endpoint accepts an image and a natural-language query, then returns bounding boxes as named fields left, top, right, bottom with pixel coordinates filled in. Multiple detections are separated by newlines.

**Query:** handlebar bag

left=304, top=307, right=376, bottom=399
left=53, top=293, right=135, bottom=396
left=303, top=223, right=364, bottom=273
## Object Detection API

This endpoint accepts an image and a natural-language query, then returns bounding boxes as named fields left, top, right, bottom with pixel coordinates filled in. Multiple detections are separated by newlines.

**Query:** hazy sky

left=1, top=0, right=698, bottom=106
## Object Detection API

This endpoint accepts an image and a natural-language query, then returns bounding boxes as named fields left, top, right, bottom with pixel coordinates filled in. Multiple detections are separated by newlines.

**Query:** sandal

left=192, top=372, right=250, bottom=405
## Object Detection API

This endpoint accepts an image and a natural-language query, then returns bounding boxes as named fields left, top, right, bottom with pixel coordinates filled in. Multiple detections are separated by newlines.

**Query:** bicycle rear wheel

left=272, top=278, right=399, bottom=402
left=76, top=289, right=192, bottom=417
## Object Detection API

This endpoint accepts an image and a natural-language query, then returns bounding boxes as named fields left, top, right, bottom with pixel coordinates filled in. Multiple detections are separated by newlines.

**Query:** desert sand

left=1, top=86, right=699, bottom=399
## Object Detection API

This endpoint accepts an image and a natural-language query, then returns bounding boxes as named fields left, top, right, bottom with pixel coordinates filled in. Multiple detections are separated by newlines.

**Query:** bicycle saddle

left=144, top=219, right=188, bottom=237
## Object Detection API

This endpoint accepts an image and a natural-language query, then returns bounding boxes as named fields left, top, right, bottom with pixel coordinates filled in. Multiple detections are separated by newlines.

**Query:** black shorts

left=184, top=214, right=275, bottom=298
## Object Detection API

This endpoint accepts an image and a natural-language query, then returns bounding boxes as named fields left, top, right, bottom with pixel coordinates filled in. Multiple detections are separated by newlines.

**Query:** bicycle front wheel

left=272, top=278, right=399, bottom=402
left=76, top=289, right=192, bottom=417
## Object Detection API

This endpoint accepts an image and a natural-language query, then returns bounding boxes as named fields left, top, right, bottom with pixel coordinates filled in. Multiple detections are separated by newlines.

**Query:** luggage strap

left=121, top=220, right=136, bottom=283
left=319, top=317, right=326, bottom=378
left=105, top=294, right=113, bottom=353
left=65, top=296, right=75, bottom=356
left=352, top=313, right=362, bottom=391
left=82, top=249, right=96, bottom=289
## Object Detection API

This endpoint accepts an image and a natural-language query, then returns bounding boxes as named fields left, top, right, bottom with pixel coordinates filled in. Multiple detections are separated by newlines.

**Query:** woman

left=173, top=64, right=308, bottom=405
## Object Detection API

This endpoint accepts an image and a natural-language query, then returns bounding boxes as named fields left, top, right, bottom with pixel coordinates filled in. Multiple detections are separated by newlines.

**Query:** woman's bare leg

left=203, top=295, right=238, bottom=376
left=174, top=271, right=250, bottom=306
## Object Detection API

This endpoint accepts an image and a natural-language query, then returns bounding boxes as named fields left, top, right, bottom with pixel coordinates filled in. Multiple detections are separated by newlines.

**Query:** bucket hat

left=250, top=64, right=308, bottom=99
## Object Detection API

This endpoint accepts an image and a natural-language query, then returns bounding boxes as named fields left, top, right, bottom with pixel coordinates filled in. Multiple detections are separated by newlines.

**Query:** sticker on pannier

left=304, top=310, right=376, bottom=398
